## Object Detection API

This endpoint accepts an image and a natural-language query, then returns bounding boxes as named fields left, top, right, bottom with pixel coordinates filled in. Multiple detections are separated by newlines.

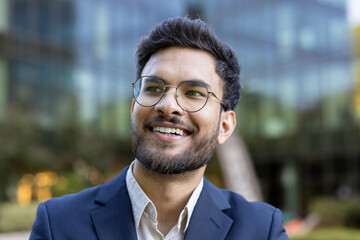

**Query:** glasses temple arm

left=210, top=92, right=228, bottom=111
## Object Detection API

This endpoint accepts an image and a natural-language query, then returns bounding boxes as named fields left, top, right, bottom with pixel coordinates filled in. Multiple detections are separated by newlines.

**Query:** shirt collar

left=183, top=175, right=203, bottom=231
left=126, top=161, right=151, bottom=228
left=126, top=161, right=204, bottom=232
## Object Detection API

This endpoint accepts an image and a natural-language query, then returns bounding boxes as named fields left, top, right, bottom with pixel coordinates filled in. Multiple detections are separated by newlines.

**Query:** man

left=30, top=17, right=289, bottom=239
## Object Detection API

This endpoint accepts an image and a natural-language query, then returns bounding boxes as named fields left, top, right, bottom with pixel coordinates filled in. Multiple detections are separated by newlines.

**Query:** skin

left=130, top=46, right=236, bottom=235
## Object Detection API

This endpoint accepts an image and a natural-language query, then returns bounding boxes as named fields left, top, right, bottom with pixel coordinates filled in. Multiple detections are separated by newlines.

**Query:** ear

left=217, top=110, right=236, bottom=145
left=131, top=99, right=136, bottom=114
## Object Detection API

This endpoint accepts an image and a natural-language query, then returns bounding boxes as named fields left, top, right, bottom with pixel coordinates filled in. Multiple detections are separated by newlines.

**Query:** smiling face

left=131, top=47, right=236, bottom=175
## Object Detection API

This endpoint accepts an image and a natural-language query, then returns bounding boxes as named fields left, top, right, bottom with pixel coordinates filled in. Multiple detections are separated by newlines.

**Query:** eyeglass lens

left=133, top=76, right=209, bottom=112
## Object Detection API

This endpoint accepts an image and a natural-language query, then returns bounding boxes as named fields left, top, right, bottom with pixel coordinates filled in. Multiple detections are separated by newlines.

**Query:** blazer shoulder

left=204, top=179, right=276, bottom=216
left=44, top=166, right=129, bottom=212
left=220, top=188, right=277, bottom=219
left=200, top=179, right=289, bottom=239
left=219, top=189, right=288, bottom=239
left=31, top=167, right=131, bottom=240
left=30, top=185, right=104, bottom=240
left=44, top=184, right=102, bottom=214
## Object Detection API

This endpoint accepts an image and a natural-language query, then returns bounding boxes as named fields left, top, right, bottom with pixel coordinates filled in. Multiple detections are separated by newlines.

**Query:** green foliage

left=355, top=25, right=360, bottom=59
left=0, top=202, right=37, bottom=233
left=309, top=197, right=360, bottom=228
left=0, top=107, right=133, bottom=202
left=0, top=109, right=48, bottom=200
left=292, top=227, right=360, bottom=240
left=51, top=172, right=91, bottom=197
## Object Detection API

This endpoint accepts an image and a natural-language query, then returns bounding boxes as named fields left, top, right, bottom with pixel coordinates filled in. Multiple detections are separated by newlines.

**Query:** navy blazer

left=30, top=166, right=289, bottom=240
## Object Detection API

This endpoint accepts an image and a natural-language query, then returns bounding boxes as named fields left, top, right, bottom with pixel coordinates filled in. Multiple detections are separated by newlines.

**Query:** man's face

left=131, top=47, right=226, bottom=175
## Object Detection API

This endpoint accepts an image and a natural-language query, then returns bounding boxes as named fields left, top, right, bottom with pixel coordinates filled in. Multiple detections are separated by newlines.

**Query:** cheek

left=200, top=103, right=221, bottom=120
left=192, top=109, right=220, bottom=132
left=131, top=105, right=155, bottom=127
left=131, top=106, right=145, bottom=125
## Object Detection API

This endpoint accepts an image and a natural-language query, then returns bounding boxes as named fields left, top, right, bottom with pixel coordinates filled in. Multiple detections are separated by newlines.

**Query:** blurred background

left=0, top=0, right=359, bottom=238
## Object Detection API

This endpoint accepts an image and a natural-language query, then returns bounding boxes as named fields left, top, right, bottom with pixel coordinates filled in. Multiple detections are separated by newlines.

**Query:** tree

left=217, top=133, right=263, bottom=202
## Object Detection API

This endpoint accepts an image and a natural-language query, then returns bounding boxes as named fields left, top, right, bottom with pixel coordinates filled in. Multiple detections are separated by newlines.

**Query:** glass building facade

left=0, top=0, right=358, bottom=216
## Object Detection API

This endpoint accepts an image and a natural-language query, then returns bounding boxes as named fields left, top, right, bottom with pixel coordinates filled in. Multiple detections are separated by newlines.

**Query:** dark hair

left=135, top=17, right=241, bottom=111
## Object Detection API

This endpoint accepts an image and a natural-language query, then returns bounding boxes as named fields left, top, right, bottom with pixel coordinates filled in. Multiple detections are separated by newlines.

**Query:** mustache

left=143, top=115, right=198, bottom=134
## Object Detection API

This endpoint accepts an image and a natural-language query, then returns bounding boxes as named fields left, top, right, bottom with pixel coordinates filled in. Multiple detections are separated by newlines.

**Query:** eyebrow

left=183, top=79, right=211, bottom=89
left=144, top=76, right=162, bottom=83
left=144, top=75, right=212, bottom=89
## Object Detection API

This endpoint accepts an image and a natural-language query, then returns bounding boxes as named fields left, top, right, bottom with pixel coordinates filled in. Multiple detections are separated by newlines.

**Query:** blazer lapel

left=90, top=167, right=137, bottom=240
left=185, top=179, right=233, bottom=240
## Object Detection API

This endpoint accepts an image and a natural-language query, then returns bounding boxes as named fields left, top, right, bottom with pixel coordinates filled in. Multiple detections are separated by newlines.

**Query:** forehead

left=141, top=47, right=223, bottom=91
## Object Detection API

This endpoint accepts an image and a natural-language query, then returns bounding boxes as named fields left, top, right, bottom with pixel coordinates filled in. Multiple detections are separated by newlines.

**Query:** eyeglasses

left=132, top=76, right=227, bottom=113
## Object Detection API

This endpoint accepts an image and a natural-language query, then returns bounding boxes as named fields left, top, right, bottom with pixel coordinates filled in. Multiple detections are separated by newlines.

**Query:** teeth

left=153, top=126, right=187, bottom=136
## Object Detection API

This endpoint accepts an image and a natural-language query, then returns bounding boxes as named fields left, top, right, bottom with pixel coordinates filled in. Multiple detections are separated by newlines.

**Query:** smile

left=151, top=126, right=188, bottom=136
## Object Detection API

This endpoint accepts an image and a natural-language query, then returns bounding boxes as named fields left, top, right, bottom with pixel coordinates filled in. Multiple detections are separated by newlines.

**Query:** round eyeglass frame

left=131, top=76, right=227, bottom=113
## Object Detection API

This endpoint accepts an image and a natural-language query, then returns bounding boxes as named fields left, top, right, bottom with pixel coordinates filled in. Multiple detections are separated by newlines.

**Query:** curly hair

left=136, top=17, right=241, bottom=111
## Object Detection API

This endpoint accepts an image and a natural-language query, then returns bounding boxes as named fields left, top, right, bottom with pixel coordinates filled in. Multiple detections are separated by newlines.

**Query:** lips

left=151, top=126, right=188, bottom=136
left=148, top=121, right=193, bottom=138
left=143, top=116, right=195, bottom=139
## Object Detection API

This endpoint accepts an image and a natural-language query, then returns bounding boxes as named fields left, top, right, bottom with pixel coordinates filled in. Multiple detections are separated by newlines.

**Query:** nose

left=154, top=88, right=184, bottom=117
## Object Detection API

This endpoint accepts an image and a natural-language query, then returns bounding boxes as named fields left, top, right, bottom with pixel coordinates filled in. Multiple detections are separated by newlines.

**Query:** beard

left=131, top=115, right=219, bottom=175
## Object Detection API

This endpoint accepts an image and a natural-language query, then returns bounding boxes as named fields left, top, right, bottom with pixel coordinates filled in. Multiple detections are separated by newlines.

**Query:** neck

left=132, top=159, right=205, bottom=235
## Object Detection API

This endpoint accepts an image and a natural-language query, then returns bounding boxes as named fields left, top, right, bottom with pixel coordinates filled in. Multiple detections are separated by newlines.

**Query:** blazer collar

left=91, top=166, right=138, bottom=240
left=90, top=167, right=233, bottom=240
left=184, top=178, right=233, bottom=240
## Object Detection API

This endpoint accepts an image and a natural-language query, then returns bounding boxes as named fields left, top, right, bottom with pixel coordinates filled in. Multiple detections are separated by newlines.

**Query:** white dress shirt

left=126, top=161, right=203, bottom=240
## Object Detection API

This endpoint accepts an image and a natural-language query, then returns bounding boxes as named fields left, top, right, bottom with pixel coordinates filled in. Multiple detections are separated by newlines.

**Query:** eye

left=145, top=86, right=162, bottom=93
left=185, top=90, right=204, bottom=97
